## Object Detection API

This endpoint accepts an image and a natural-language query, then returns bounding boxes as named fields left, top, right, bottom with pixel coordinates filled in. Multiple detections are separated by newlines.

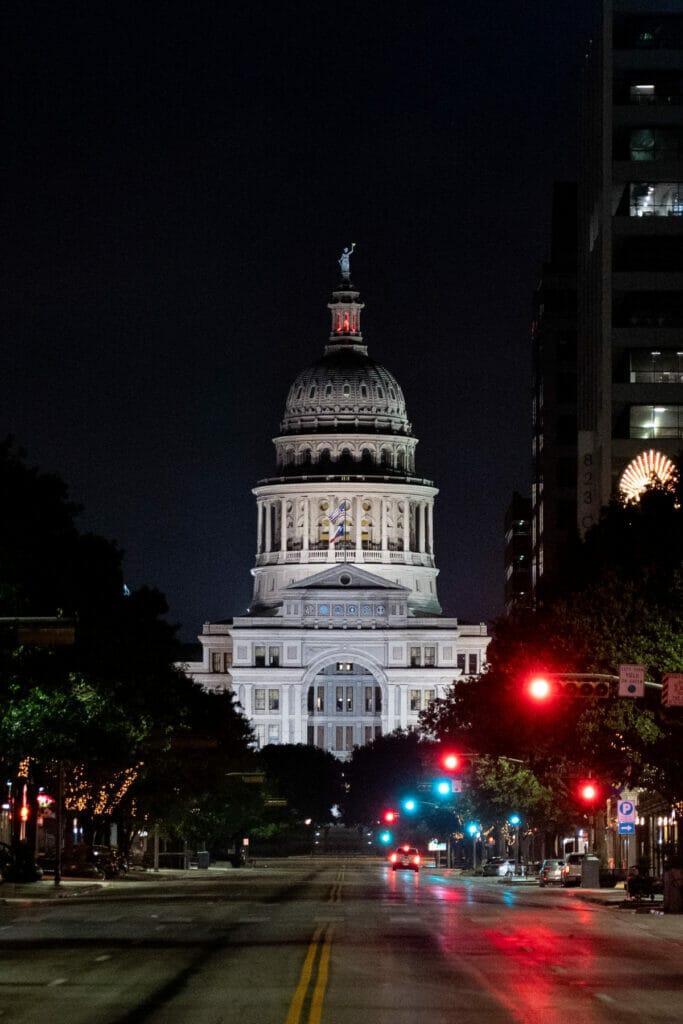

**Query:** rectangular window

left=317, top=725, right=325, bottom=748
left=346, top=726, right=353, bottom=750
left=307, top=687, right=314, bottom=714
left=211, top=652, right=222, bottom=672
left=335, top=725, right=343, bottom=750
left=346, top=686, right=353, bottom=712
left=410, top=689, right=421, bottom=712
left=268, top=646, right=280, bottom=667
left=253, top=724, right=266, bottom=749
left=364, top=726, right=373, bottom=744
left=630, top=404, right=683, bottom=438
left=375, top=687, right=382, bottom=713
left=410, top=646, right=421, bottom=667
left=365, top=686, right=373, bottom=712
left=424, top=646, right=436, bottom=667
left=224, top=651, right=232, bottom=671
left=374, top=725, right=382, bottom=740
left=268, top=724, right=280, bottom=744
left=468, top=653, right=478, bottom=675
left=424, top=689, right=435, bottom=707
left=268, top=688, right=280, bottom=711
left=317, top=686, right=325, bottom=713
left=336, top=686, right=344, bottom=712
left=254, top=645, right=266, bottom=668
left=307, top=725, right=314, bottom=745
left=456, top=653, right=466, bottom=672
left=254, top=688, right=265, bottom=712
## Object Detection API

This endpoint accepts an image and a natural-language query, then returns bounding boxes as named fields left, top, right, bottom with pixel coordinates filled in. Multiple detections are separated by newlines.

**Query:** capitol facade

left=184, top=253, right=490, bottom=758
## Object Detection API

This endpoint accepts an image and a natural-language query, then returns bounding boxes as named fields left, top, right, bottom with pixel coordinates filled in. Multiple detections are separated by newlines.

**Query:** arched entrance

left=301, top=653, right=387, bottom=760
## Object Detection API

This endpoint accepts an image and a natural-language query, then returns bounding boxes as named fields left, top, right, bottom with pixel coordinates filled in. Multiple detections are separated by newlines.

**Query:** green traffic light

left=379, top=830, right=393, bottom=844
left=403, top=798, right=417, bottom=812
left=509, top=813, right=521, bottom=826
left=435, top=779, right=452, bottom=796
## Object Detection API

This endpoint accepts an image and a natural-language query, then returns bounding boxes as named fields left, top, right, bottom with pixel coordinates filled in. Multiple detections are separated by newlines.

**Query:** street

left=1, top=859, right=681, bottom=1024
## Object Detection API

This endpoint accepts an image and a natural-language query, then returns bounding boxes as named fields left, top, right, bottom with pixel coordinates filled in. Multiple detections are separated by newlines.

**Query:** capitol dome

left=280, top=347, right=412, bottom=437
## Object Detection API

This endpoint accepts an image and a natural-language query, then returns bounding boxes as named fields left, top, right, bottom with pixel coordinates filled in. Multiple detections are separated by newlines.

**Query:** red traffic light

left=528, top=676, right=553, bottom=700
left=19, top=805, right=30, bottom=822
left=441, top=752, right=460, bottom=771
left=578, top=781, right=599, bottom=804
left=382, top=809, right=398, bottom=824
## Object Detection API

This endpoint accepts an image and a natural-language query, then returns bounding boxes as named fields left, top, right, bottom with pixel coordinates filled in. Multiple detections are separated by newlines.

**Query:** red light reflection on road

left=430, top=884, right=463, bottom=903
left=478, top=926, right=599, bottom=1024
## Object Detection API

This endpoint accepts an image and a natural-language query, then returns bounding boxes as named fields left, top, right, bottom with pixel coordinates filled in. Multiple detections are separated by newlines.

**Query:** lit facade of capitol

left=184, top=255, right=490, bottom=758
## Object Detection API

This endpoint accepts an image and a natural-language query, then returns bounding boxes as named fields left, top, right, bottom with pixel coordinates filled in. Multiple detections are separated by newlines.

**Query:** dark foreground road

left=1, top=860, right=681, bottom=1024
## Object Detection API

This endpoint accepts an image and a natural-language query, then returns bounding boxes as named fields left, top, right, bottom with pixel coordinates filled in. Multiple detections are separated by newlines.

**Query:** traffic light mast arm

left=538, top=673, right=662, bottom=691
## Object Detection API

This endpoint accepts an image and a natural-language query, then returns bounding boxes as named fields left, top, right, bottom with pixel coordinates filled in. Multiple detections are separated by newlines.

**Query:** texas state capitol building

left=184, top=250, right=490, bottom=759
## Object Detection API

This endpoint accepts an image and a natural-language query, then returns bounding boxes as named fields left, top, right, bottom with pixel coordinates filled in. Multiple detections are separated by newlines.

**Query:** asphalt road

left=1, top=860, right=681, bottom=1024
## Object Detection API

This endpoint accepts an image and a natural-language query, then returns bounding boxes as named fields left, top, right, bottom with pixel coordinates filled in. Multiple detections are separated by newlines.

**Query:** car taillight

left=413, top=855, right=420, bottom=865
left=390, top=853, right=397, bottom=863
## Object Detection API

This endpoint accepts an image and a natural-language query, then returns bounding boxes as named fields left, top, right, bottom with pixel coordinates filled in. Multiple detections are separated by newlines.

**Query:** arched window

left=309, top=385, right=317, bottom=399
left=342, top=383, right=351, bottom=398
left=325, top=384, right=333, bottom=397
left=360, top=384, right=368, bottom=399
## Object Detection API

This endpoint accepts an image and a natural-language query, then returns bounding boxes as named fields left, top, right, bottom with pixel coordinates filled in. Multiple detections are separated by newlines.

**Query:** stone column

left=355, top=495, right=362, bottom=557
left=427, top=501, right=434, bottom=556
left=381, top=497, right=388, bottom=552
left=303, top=497, right=309, bottom=553
left=280, top=496, right=287, bottom=553
left=403, top=500, right=410, bottom=553
left=419, top=502, right=426, bottom=553
left=265, top=501, right=272, bottom=553
left=257, top=501, right=263, bottom=555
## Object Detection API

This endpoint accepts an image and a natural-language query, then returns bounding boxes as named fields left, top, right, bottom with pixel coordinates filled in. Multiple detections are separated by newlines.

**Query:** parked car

left=389, top=845, right=421, bottom=872
left=482, top=857, right=515, bottom=877
left=561, top=852, right=586, bottom=887
left=538, top=858, right=565, bottom=887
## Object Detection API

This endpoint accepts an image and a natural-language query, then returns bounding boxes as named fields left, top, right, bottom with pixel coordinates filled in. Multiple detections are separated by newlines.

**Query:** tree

left=258, top=744, right=344, bottom=823
left=421, top=476, right=683, bottom=852
left=0, top=440, right=258, bottom=861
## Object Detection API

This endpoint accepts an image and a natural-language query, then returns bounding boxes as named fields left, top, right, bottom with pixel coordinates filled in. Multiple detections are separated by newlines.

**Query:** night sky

left=4, top=2, right=597, bottom=641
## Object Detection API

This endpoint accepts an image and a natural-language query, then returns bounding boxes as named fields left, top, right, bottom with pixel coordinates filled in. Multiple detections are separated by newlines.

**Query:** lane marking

left=285, top=926, right=324, bottom=1024
left=308, top=928, right=333, bottom=1024
left=284, top=924, right=334, bottom=1024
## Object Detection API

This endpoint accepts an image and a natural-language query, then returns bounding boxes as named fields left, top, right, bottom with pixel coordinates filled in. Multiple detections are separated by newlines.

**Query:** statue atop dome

left=338, top=242, right=356, bottom=281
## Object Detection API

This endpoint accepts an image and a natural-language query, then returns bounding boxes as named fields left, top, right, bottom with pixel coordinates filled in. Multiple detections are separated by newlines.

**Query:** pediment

left=284, top=564, right=409, bottom=595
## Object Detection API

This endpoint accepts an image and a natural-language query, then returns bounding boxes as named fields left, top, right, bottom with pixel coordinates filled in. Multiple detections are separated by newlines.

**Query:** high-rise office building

left=578, top=0, right=683, bottom=533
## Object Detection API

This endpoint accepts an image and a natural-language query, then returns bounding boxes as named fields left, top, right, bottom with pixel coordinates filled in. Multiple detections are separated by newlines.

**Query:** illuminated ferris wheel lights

left=619, top=449, right=677, bottom=502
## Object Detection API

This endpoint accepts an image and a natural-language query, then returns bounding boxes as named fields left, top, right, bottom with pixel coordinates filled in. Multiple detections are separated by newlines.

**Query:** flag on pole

left=329, top=500, right=347, bottom=525
left=330, top=522, right=346, bottom=543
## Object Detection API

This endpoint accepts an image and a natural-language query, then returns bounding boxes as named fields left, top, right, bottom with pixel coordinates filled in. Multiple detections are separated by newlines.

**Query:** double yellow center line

left=285, top=869, right=343, bottom=1024
left=285, top=924, right=334, bottom=1024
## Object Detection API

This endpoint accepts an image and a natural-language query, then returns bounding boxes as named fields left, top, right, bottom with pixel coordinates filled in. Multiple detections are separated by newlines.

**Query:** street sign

left=618, top=823, right=635, bottom=835
left=428, top=841, right=447, bottom=851
left=617, top=799, right=636, bottom=825
left=618, top=664, right=645, bottom=697
left=662, top=673, right=683, bottom=707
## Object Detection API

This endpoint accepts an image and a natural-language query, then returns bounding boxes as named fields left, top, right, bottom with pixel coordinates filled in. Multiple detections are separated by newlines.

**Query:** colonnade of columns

left=255, top=493, right=435, bottom=558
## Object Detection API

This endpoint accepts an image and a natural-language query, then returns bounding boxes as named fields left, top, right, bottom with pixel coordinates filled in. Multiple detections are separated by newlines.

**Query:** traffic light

left=18, top=805, right=30, bottom=823
left=440, top=751, right=461, bottom=772
left=578, top=780, right=600, bottom=805
left=402, top=797, right=417, bottom=813
left=382, top=809, right=399, bottom=824
left=379, top=830, right=393, bottom=845
left=527, top=674, right=612, bottom=700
